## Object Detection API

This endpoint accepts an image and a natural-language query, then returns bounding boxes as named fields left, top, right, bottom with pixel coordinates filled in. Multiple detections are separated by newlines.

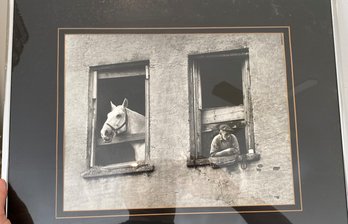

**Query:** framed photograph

left=2, top=0, right=348, bottom=224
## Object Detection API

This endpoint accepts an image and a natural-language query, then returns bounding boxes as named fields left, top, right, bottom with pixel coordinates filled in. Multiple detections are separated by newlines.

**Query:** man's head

left=219, top=124, right=234, bottom=140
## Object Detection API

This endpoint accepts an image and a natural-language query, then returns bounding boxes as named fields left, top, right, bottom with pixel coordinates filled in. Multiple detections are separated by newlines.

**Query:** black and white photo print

left=62, top=30, right=299, bottom=211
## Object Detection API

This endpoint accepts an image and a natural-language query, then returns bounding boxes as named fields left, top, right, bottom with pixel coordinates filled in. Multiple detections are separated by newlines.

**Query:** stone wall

left=64, top=32, right=294, bottom=210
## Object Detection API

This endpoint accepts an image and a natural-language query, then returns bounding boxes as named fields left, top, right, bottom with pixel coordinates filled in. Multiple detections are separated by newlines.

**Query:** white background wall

left=332, top=0, right=348, bottom=199
left=333, top=0, right=348, bottom=116
left=336, top=1, right=348, bottom=94
left=0, top=0, right=9, bottom=138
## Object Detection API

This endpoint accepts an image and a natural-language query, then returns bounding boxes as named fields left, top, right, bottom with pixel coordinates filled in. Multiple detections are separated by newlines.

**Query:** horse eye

left=116, top=114, right=121, bottom=118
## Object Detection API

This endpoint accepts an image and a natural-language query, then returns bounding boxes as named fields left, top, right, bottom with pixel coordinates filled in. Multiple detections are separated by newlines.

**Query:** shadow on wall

left=12, top=1, right=29, bottom=67
left=0, top=1, right=28, bottom=169
left=8, top=184, right=34, bottom=224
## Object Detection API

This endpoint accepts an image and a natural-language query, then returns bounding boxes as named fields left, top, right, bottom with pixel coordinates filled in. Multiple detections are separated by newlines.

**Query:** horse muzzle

left=102, top=136, right=112, bottom=143
left=101, top=128, right=114, bottom=143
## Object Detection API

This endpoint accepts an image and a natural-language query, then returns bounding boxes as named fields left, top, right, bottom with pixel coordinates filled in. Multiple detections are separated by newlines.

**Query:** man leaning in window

left=210, top=124, right=240, bottom=157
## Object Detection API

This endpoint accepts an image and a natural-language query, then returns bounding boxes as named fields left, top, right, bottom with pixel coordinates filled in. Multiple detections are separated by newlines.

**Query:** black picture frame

left=3, top=1, right=348, bottom=224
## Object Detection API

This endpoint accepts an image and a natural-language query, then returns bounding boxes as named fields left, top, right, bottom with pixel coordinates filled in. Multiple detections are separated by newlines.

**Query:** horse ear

left=122, top=98, right=128, bottom=108
left=110, top=101, right=117, bottom=110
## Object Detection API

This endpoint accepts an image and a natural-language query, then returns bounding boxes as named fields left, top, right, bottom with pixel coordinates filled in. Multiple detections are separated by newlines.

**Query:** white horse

left=100, top=98, right=145, bottom=162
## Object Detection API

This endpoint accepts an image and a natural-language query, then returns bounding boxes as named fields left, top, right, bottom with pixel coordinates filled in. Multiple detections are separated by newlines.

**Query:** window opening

left=82, top=61, right=153, bottom=178
left=188, top=49, right=260, bottom=168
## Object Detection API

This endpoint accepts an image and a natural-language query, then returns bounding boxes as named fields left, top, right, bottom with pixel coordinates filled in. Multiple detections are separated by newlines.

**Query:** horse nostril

left=105, top=130, right=113, bottom=137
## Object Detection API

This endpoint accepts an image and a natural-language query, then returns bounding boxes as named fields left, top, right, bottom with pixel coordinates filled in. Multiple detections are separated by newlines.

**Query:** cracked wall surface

left=63, top=33, right=295, bottom=210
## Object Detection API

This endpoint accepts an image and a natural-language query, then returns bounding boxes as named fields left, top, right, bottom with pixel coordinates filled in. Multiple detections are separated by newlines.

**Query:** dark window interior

left=199, top=57, right=243, bottom=108
left=199, top=56, right=246, bottom=157
left=95, top=75, right=145, bottom=166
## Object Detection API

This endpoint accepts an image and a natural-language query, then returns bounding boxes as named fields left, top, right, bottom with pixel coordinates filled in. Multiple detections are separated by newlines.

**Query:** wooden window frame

left=187, top=48, right=255, bottom=167
left=82, top=60, right=154, bottom=178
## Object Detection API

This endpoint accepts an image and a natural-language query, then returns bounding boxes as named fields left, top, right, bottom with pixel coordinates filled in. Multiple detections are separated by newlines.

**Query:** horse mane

left=125, top=108, right=145, bottom=118
left=125, top=107, right=145, bottom=134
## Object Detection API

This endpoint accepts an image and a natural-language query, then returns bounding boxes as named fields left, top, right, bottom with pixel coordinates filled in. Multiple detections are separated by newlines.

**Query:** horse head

left=100, top=98, right=128, bottom=143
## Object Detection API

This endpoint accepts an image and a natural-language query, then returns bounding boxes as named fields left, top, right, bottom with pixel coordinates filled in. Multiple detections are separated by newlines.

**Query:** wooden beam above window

left=98, top=69, right=146, bottom=79
left=201, top=105, right=245, bottom=124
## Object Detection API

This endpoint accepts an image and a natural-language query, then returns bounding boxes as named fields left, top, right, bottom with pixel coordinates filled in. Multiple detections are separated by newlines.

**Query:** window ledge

left=187, top=158, right=211, bottom=167
left=209, top=155, right=239, bottom=168
left=81, top=162, right=154, bottom=179
left=187, top=155, right=239, bottom=168
left=187, top=153, right=260, bottom=168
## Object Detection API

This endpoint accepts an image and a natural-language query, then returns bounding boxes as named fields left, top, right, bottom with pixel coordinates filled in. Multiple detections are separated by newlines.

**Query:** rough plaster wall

left=64, top=33, right=294, bottom=210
